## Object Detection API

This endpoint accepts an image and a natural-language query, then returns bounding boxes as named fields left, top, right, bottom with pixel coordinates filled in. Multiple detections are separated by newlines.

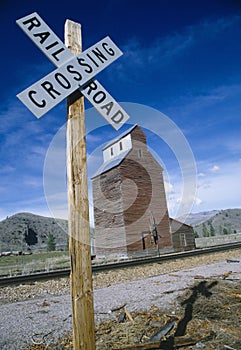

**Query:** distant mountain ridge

left=179, top=210, right=219, bottom=226
left=0, top=212, right=68, bottom=253
left=180, top=208, right=241, bottom=237
left=0, top=212, right=96, bottom=253
left=1, top=209, right=241, bottom=252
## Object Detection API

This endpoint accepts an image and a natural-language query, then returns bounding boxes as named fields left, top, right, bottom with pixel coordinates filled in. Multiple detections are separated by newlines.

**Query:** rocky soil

left=1, top=249, right=240, bottom=304
left=0, top=248, right=240, bottom=350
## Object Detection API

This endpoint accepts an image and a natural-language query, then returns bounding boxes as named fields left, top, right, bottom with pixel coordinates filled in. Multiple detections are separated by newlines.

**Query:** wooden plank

left=112, top=342, right=162, bottom=350
left=113, top=331, right=214, bottom=349
left=65, top=19, right=96, bottom=350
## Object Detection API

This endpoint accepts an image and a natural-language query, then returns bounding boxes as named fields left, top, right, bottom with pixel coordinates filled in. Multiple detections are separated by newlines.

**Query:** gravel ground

left=0, top=249, right=240, bottom=349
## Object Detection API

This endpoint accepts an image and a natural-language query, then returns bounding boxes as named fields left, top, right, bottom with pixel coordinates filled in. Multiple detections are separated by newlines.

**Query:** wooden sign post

left=65, top=20, right=95, bottom=349
left=16, top=12, right=130, bottom=350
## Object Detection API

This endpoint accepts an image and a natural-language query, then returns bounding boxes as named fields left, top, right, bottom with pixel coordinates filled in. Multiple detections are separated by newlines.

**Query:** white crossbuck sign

left=16, top=12, right=130, bottom=130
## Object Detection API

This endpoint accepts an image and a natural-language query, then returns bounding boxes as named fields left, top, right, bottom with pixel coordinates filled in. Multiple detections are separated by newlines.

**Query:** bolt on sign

left=16, top=12, right=130, bottom=129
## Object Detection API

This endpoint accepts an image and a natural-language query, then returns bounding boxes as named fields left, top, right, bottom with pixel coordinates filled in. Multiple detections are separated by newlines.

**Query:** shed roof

left=92, top=124, right=165, bottom=178
left=92, top=124, right=138, bottom=179
left=169, top=218, right=193, bottom=229
left=91, top=149, right=131, bottom=179
left=102, top=124, right=137, bottom=150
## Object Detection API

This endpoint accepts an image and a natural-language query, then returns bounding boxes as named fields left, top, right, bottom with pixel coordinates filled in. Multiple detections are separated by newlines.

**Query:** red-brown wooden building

left=92, top=125, right=175, bottom=257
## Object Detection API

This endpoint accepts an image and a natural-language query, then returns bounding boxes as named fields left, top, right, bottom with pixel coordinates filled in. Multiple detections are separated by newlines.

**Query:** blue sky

left=1, top=0, right=241, bottom=223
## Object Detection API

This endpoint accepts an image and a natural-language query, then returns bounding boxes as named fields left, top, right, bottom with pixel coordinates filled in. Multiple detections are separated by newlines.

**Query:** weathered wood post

left=65, top=20, right=96, bottom=350
left=16, top=14, right=130, bottom=348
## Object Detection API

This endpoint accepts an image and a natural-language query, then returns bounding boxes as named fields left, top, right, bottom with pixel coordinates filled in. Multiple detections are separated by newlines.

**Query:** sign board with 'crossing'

left=17, top=13, right=130, bottom=129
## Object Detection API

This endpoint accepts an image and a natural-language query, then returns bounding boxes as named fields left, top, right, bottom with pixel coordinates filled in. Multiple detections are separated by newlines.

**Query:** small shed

left=170, top=218, right=195, bottom=252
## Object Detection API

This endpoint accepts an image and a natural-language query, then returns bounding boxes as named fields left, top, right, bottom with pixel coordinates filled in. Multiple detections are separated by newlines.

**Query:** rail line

left=0, top=242, right=241, bottom=287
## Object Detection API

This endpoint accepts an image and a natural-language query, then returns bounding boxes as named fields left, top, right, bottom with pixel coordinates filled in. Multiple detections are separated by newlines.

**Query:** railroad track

left=0, top=242, right=241, bottom=287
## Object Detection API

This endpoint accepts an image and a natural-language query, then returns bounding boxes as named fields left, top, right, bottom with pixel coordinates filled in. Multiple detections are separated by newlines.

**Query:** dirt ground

left=25, top=278, right=241, bottom=350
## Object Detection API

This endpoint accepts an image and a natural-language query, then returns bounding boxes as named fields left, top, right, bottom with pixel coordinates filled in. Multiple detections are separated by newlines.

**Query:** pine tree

left=202, top=223, right=209, bottom=237
left=193, top=230, right=199, bottom=238
left=47, top=234, right=56, bottom=251
left=66, top=236, right=69, bottom=251
left=210, top=223, right=215, bottom=236
left=223, top=228, right=228, bottom=235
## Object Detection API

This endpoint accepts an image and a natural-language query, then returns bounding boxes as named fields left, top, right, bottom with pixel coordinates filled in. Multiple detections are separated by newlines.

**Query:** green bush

left=47, top=234, right=56, bottom=252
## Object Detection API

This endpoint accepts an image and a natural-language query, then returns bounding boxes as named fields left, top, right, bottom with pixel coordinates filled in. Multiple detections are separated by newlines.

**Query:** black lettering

left=83, top=81, right=98, bottom=95
left=66, top=65, right=82, bottom=81
left=52, top=47, right=65, bottom=61
left=46, top=41, right=59, bottom=50
left=77, top=57, right=93, bottom=73
left=33, top=31, right=50, bottom=44
left=28, top=90, right=46, bottom=108
left=83, top=81, right=107, bottom=103
left=93, top=91, right=106, bottom=104
left=111, top=110, right=124, bottom=124
left=101, top=101, right=114, bottom=115
left=86, top=53, right=99, bottom=67
left=54, top=73, right=71, bottom=89
left=102, top=42, right=115, bottom=56
left=41, top=81, right=61, bottom=99
left=92, top=48, right=107, bottom=63
left=23, top=16, right=41, bottom=31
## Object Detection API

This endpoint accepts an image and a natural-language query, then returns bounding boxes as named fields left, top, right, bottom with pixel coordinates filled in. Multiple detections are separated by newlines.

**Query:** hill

left=179, top=210, right=219, bottom=226
left=183, top=208, right=241, bottom=237
left=0, top=212, right=68, bottom=253
left=1, top=209, right=241, bottom=252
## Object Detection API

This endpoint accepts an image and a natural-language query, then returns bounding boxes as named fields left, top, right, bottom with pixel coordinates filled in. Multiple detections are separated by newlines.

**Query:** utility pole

left=17, top=12, right=130, bottom=349
left=65, top=20, right=96, bottom=349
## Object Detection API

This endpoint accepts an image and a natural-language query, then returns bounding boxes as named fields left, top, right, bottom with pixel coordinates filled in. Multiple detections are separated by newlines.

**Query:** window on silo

left=120, top=141, right=123, bottom=151
left=110, top=147, right=114, bottom=156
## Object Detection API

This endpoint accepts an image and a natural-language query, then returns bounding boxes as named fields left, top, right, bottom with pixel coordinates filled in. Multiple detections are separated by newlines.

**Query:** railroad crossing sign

left=16, top=13, right=132, bottom=350
left=16, top=12, right=130, bottom=130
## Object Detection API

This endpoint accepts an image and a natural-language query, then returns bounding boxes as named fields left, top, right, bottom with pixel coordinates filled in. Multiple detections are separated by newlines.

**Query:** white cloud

left=166, top=155, right=241, bottom=217
left=0, top=194, right=52, bottom=221
left=192, top=159, right=241, bottom=212
left=113, top=15, right=240, bottom=85
left=23, top=176, right=42, bottom=188
left=210, top=165, right=220, bottom=173
left=43, top=191, right=68, bottom=220
left=167, top=83, right=241, bottom=132
left=222, top=137, right=241, bottom=154
left=164, top=181, right=173, bottom=193
left=194, top=197, right=203, bottom=206
left=0, top=166, right=15, bottom=174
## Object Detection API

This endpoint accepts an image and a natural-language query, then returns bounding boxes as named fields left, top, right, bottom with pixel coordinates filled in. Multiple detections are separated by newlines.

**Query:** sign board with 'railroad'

left=17, top=12, right=130, bottom=129
left=16, top=13, right=132, bottom=349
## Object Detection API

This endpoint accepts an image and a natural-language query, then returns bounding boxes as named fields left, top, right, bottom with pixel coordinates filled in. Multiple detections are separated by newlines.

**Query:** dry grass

left=25, top=279, right=241, bottom=350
